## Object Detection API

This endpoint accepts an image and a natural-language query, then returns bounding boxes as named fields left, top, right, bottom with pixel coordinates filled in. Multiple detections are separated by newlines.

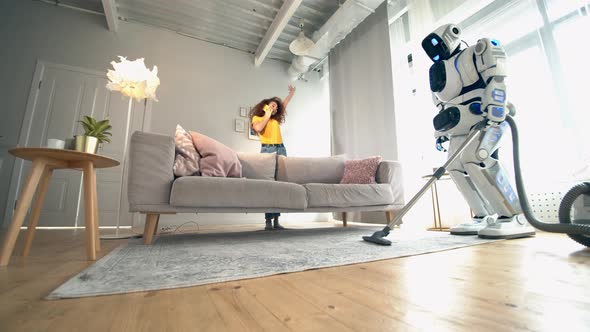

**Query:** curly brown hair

left=248, top=97, right=286, bottom=125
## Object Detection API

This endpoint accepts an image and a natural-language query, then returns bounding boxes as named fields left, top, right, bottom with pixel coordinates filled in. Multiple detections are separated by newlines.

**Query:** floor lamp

left=101, top=56, right=160, bottom=239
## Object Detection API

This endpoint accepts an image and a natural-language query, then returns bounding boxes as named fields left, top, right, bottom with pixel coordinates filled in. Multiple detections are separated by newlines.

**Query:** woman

left=250, top=85, right=296, bottom=230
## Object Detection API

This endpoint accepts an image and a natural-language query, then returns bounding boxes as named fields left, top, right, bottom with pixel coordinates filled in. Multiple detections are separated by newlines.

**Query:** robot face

left=421, top=24, right=462, bottom=62
left=422, top=34, right=449, bottom=62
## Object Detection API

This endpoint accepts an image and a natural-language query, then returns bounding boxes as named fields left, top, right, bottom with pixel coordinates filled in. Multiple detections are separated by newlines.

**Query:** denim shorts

left=260, top=143, right=287, bottom=157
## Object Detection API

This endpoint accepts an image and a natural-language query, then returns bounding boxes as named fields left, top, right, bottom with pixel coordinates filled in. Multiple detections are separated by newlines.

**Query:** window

left=460, top=0, right=590, bottom=184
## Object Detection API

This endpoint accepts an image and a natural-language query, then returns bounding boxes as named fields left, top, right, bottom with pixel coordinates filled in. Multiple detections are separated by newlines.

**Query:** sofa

left=127, top=131, right=405, bottom=244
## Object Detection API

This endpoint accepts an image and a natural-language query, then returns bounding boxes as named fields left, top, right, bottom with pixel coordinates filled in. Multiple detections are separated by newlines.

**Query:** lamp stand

left=100, top=97, right=142, bottom=240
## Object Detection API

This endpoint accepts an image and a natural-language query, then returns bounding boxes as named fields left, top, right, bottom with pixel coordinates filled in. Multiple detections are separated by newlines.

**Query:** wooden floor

left=1, top=224, right=589, bottom=332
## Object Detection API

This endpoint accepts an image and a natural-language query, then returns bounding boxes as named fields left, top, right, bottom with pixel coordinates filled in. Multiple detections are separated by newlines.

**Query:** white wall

left=0, top=0, right=331, bottom=227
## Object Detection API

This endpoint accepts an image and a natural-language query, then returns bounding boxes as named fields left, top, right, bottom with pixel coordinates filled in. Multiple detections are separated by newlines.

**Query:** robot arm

left=431, top=92, right=444, bottom=112
left=474, top=38, right=509, bottom=123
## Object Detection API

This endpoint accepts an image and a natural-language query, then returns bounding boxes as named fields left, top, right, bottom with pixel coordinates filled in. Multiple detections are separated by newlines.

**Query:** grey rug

left=47, top=227, right=498, bottom=299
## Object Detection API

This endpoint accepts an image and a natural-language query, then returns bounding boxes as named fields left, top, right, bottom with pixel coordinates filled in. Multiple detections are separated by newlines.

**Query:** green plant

left=79, top=116, right=112, bottom=144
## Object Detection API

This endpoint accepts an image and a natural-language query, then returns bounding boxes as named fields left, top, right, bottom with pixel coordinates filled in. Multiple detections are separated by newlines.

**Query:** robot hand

left=507, top=102, right=516, bottom=117
left=436, top=136, right=449, bottom=152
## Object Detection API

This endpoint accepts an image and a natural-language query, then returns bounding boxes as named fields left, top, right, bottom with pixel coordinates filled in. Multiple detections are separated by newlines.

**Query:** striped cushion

left=173, top=124, right=200, bottom=177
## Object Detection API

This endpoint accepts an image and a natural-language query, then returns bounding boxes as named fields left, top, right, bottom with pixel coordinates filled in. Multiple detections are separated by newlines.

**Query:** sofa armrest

left=376, top=160, right=405, bottom=205
left=127, top=131, right=175, bottom=212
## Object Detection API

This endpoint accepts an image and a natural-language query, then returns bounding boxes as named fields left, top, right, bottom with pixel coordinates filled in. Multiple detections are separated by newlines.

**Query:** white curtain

left=329, top=2, right=398, bottom=223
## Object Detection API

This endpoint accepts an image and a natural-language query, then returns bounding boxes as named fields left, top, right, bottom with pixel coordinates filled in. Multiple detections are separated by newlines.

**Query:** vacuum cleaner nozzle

left=362, top=227, right=392, bottom=246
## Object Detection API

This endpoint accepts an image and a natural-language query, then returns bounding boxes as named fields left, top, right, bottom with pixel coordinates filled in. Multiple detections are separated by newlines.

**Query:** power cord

left=159, top=213, right=201, bottom=235
left=170, top=220, right=201, bottom=234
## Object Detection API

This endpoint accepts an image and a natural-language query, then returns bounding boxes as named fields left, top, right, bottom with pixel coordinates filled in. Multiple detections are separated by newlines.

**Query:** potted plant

left=75, top=116, right=112, bottom=154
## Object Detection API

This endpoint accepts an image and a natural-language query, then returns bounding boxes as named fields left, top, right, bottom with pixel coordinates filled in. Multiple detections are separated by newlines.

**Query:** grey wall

left=0, top=0, right=331, bottom=226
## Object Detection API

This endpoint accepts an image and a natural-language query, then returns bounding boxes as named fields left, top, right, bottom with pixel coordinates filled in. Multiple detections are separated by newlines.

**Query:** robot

left=420, top=24, right=535, bottom=239
left=363, top=24, right=589, bottom=246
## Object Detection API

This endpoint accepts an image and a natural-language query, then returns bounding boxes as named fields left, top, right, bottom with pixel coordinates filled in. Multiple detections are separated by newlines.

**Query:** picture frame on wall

left=235, top=118, right=246, bottom=132
left=239, top=107, right=248, bottom=117
left=248, top=126, right=260, bottom=140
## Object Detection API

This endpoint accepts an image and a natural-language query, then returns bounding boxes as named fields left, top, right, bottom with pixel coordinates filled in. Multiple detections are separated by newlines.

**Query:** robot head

left=421, top=24, right=462, bottom=62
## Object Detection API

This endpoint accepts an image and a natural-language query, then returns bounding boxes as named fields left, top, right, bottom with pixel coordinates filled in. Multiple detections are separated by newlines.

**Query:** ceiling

left=48, top=0, right=343, bottom=64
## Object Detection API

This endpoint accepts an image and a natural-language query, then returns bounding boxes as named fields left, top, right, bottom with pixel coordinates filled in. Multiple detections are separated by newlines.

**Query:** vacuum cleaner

left=363, top=116, right=590, bottom=247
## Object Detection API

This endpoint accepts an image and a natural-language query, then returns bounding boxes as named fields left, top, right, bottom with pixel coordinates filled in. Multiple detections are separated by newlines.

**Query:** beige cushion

left=173, top=125, right=200, bottom=177
left=277, top=155, right=345, bottom=184
left=237, top=152, right=276, bottom=180
left=170, top=177, right=307, bottom=209
left=304, top=183, right=393, bottom=208
left=190, top=131, right=242, bottom=178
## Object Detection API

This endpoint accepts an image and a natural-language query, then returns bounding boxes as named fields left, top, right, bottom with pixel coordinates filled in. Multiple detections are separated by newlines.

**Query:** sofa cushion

left=340, top=156, right=382, bottom=184
left=277, top=155, right=345, bottom=184
left=304, top=183, right=393, bottom=208
left=170, top=176, right=307, bottom=209
left=237, top=152, right=276, bottom=180
left=190, top=131, right=242, bottom=178
left=173, top=124, right=200, bottom=177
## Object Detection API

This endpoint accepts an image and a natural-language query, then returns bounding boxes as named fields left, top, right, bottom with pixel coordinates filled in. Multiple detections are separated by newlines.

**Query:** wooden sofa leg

left=153, top=215, right=160, bottom=237
left=143, top=213, right=159, bottom=245
left=385, top=210, right=394, bottom=223
left=342, top=212, right=348, bottom=227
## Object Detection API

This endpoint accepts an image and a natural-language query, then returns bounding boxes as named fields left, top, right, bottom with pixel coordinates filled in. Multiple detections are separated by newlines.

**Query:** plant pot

left=74, top=135, right=99, bottom=154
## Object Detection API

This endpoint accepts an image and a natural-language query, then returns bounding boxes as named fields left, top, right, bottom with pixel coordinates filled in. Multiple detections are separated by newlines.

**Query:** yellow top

left=252, top=116, right=283, bottom=144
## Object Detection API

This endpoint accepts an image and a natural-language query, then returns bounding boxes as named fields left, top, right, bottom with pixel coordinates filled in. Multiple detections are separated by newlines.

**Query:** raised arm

left=283, top=85, right=296, bottom=109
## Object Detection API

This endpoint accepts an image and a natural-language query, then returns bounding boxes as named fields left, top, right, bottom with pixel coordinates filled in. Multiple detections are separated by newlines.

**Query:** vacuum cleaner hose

left=506, top=115, right=590, bottom=236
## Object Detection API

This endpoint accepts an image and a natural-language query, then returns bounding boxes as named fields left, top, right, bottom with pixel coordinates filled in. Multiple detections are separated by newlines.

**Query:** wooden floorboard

left=0, top=225, right=589, bottom=332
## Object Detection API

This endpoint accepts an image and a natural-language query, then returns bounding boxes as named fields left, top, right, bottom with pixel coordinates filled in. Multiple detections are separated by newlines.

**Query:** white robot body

left=433, top=47, right=480, bottom=103
left=434, top=57, right=462, bottom=102
left=422, top=24, right=534, bottom=238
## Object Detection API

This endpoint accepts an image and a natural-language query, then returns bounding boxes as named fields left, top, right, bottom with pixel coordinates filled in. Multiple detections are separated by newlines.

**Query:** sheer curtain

left=390, top=0, right=439, bottom=182
left=388, top=0, right=476, bottom=229
left=329, top=2, right=398, bottom=223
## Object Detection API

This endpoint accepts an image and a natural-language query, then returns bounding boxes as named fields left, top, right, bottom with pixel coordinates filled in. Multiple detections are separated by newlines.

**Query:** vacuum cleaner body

left=573, top=193, right=590, bottom=221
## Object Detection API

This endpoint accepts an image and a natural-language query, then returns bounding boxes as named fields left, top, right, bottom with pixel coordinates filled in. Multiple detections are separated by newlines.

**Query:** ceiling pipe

left=287, top=0, right=384, bottom=80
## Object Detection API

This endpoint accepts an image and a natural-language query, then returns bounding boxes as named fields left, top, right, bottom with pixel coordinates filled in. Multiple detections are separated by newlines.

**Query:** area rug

left=46, top=226, right=498, bottom=299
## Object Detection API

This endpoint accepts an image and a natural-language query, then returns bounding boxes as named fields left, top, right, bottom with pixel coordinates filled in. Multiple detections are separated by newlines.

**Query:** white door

left=4, top=61, right=147, bottom=227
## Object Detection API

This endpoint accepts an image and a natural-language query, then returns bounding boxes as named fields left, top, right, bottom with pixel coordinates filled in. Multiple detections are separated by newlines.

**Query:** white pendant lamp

left=289, top=19, right=315, bottom=56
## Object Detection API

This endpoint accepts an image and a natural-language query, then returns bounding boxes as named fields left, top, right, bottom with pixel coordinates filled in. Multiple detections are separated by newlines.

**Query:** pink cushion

left=173, top=125, right=200, bottom=177
left=339, top=156, right=383, bottom=184
left=190, top=131, right=242, bottom=177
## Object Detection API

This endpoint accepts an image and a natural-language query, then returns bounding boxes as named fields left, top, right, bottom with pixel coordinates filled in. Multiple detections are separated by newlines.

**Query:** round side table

left=0, top=148, right=119, bottom=267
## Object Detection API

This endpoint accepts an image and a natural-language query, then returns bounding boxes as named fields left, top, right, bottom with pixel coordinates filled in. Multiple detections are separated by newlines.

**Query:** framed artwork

left=235, top=118, right=246, bottom=132
left=248, top=126, right=260, bottom=140
left=239, top=107, right=248, bottom=117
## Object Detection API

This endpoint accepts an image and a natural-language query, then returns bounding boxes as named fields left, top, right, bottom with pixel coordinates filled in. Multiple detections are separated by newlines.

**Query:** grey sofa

left=128, top=131, right=405, bottom=244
